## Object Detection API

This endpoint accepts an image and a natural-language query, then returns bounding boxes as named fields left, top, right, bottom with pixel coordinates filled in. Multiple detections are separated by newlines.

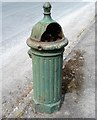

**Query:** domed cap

left=27, top=2, right=68, bottom=51
left=30, top=2, right=64, bottom=42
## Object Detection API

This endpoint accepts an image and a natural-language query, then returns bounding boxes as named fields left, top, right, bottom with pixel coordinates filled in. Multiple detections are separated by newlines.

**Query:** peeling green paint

left=26, top=2, right=68, bottom=113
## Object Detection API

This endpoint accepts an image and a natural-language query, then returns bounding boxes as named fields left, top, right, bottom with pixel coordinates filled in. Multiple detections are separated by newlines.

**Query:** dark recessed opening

left=41, top=22, right=63, bottom=42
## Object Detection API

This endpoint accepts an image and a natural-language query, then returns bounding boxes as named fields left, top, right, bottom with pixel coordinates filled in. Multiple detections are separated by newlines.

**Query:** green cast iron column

left=26, top=2, right=68, bottom=113
left=28, top=48, right=64, bottom=113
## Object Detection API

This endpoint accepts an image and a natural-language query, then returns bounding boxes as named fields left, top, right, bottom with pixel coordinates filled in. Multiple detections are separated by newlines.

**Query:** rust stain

left=39, top=95, right=45, bottom=102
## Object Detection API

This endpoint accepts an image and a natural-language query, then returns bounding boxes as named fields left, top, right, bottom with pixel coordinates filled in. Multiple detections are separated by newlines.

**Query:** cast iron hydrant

left=26, top=2, right=68, bottom=113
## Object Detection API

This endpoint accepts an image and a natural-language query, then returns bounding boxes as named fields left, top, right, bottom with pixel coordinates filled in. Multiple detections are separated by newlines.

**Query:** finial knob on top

left=43, top=2, right=52, bottom=14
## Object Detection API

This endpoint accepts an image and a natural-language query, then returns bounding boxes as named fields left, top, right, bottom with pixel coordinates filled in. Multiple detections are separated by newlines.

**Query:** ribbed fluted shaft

left=32, top=51, right=63, bottom=104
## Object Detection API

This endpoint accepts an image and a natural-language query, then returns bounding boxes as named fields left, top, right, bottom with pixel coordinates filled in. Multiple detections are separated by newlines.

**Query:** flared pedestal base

left=32, top=98, right=61, bottom=114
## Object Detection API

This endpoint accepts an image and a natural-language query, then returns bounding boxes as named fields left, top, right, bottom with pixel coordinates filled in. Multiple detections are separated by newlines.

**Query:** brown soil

left=62, top=49, right=85, bottom=95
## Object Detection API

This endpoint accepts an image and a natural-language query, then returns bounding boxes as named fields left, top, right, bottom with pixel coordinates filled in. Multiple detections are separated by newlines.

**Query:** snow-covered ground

left=0, top=2, right=96, bottom=118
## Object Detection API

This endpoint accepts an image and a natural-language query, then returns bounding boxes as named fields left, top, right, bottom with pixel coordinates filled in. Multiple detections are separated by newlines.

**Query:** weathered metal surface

left=32, top=49, right=63, bottom=103
left=30, top=2, right=64, bottom=42
left=26, top=2, right=68, bottom=113
left=30, top=2, right=55, bottom=41
left=26, top=37, right=68, bottom=51
left=28, top=48, right=63, bottom=113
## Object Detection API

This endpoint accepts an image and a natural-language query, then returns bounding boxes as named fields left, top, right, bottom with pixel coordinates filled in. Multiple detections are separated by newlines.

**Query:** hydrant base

left=32, top=98, right=61, bottom=114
